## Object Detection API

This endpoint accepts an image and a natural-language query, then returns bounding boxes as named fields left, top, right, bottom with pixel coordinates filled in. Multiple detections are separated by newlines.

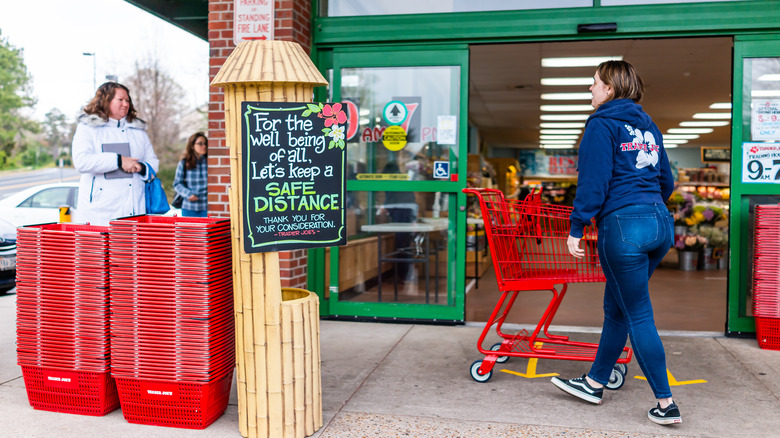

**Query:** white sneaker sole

left=551, top=377, right=602, bottom=404
left=648, top=413, right=682, bottom=425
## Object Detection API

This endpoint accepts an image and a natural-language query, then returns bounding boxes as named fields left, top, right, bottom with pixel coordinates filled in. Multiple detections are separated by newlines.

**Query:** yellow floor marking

left=499, top=342, right=559, bottom=379
left=634, top=369, right=707, bottom=386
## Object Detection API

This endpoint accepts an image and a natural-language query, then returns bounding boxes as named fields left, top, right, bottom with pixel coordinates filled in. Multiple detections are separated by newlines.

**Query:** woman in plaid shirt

left=173, top=132, right=209, bottom=217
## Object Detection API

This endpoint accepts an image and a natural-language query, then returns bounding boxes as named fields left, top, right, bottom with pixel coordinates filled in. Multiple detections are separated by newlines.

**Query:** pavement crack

left=0, top=376, right=23, bottom=386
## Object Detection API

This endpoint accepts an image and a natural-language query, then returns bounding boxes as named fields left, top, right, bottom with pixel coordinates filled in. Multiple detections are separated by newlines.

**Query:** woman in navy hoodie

left=550, top=61, right=681, bottom=426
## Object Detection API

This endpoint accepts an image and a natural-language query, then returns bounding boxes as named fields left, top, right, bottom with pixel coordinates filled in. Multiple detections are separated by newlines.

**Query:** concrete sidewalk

left=1, top=292, right=779, bottom=437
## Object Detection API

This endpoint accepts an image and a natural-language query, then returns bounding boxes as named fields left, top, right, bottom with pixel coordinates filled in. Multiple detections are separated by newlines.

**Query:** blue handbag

left=145, top=166, right=170, bottom=215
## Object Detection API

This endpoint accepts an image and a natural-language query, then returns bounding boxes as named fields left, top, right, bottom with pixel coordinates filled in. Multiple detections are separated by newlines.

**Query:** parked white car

left=0, top=182, right=79, bottom=228
left=0, top=217, right=17, bottom=293
left=0, top=182, right=180, bottom=228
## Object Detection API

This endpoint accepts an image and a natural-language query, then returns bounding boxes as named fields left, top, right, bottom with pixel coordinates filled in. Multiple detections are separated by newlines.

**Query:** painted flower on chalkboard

left=301, top=102, right=348, bottom=127
left=320, top=103, right=348, bottom=127
left=301, top=103, right=347, bottom=149
left=323, top=125, right=345, bottom=150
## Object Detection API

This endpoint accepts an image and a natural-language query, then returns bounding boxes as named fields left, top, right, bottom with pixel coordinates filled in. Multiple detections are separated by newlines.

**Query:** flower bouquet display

left=693, top=225, right=729, bottom=270
left=668, top=191, right=695, bottom=238
left=674, top=234, right=708, bottom=271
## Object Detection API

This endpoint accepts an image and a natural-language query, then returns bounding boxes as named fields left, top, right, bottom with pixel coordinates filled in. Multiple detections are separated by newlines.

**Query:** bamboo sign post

left=211, top=40, right=329, bottom=438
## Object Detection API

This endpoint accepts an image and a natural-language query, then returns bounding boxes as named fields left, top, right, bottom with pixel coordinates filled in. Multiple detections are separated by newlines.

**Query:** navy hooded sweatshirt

left=569, top=98, right=675, bottom=238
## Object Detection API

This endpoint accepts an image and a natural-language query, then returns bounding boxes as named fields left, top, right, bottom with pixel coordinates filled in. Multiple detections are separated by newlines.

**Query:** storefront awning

left=124, top=0, right=208, bottom=40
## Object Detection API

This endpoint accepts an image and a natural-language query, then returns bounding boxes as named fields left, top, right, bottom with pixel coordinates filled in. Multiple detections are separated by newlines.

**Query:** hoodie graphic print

left=569, top=99, right=674, bottom=238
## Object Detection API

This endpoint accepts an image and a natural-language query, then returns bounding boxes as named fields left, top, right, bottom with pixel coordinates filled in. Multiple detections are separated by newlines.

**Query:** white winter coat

left=72, top=114, right=159, bottom=226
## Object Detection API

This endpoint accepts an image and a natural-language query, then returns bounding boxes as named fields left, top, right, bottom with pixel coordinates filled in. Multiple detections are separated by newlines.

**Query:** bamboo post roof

left=211, top=40, right=328, bottom=87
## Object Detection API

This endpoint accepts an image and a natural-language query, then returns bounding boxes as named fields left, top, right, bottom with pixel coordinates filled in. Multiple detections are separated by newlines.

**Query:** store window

left=341, top=66, right=460, bottom=182
left=321, top=0, right=591, bottom=17
left=741, top=57, right=780, bottom=317
left=332, top=63, right=461, bottom=307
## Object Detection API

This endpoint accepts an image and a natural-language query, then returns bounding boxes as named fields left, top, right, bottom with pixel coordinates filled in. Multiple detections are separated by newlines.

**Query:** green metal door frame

left=727, top=35, right=780, bottom=334
left=314, top=1, right=780, bottom=47
left=309, top=0, right=780, bottom=330
left=308, top=45, right=469, bottom=321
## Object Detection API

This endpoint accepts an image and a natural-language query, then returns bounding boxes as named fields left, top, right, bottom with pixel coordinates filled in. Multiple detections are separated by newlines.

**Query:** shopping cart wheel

left=470, top=360, right=493, bottom=383
left=605, top=367, right=625, bottom=390
left=490, top=343, right=509, bottom=363
left=614, top=363, right=627, bottom=376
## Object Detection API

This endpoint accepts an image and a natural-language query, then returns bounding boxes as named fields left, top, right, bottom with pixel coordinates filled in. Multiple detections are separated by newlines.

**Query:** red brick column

left=208, top=0, right=313, bottom=289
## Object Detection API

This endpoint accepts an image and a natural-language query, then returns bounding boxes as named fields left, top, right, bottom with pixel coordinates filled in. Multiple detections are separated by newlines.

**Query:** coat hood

left=586, top=98, right=654, bottom=131
left=77, top=113, right=147, bottom=130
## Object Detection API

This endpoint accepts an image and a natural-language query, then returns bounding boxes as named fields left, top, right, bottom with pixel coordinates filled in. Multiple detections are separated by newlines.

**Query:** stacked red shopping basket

left=15, top=223, right=119, bottom=416
left=753, top=204, right=780, bottom=350
left=108, top=216, right=234, bottom=429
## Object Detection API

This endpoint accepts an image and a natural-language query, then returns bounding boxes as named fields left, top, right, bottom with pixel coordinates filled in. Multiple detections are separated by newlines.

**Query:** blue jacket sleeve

left=570, top=118, right=614, bottom=238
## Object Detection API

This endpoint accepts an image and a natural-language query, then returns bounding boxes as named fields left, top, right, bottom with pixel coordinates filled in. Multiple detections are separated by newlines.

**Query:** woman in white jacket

left=72, top=82, right=159, bottom=226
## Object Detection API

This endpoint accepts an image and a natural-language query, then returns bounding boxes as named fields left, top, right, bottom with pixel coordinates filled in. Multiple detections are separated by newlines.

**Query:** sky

left=0, top=0, right=209, bottom=123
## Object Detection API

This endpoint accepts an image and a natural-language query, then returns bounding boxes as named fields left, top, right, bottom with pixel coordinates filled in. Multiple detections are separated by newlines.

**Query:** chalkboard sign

left=241, top=102, right=347, bottom=253
left=701, top=147, right=730, bottom=163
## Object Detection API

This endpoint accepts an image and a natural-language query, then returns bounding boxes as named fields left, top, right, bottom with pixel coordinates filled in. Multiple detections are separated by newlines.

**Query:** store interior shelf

left=524, top=175, right=578, bottom=183
left=677, top=181, right=729, bottom=187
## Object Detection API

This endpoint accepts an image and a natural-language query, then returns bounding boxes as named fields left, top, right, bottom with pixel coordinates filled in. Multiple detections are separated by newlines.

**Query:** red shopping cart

left=463, top=188, right=632, bottom=387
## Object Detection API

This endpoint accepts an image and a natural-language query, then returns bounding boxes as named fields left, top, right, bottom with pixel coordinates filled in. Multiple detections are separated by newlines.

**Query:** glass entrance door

left=728, top=37, right=780, bottom=334
left=324, top=46, right=468, bottom=321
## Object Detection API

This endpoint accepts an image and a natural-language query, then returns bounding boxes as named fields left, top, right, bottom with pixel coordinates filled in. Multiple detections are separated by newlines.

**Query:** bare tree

left=42, top=108, right=68, bottom=160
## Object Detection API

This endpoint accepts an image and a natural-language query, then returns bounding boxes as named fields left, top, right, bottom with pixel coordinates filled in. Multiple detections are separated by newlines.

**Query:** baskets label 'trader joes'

left=43, top=370, right=80, bottom=389
left=139, top=381, right=181, bottom=401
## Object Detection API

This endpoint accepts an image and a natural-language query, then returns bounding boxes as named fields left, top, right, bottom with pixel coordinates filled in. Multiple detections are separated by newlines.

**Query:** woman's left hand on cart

left=567, top=235, right=584, bottom=258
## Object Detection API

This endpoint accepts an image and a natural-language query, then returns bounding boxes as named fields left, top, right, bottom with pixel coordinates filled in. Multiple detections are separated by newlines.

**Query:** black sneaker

left=551, top=374, right=603, bottom=404
left=648, top=402, right=682, bottom=425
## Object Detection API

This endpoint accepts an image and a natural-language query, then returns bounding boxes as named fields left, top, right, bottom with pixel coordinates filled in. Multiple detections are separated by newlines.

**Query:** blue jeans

left=182, top=208, right=208, bottom=217
left=587, top=203, right=674, bottom=399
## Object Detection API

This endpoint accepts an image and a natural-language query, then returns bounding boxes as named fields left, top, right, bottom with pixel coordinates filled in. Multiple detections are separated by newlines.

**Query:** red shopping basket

left=114, top=371, right=233, bottom=429
left=21, top=366, right=119, bottom=416
left=463, top=188, right=631, bottom=385
left=752, top=204, right=780, bottom=350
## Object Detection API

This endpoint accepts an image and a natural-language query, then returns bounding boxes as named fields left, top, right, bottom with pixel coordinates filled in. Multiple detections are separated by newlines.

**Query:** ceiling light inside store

left=540, top=129, right=582, bottom=135
left=752, top=90, right=780, bottom=97
left=540, top=135, right=579, bottom=140
left=693, top=113, right=731, bottom=119
left=664, top=134, right=700, bottom=140
left=541, top=77, right=594, bottom=86
left=540, top=139, right=577, bottom=145
left=709, top=102, right=732, bottom=110
left=541, top=56, right=623, bottom=67
left=540, top=144, right=575, bottom=149
left=541, top=93, right=593, bottom=100
left=758, top=74, right=780, bottom=81
left=540, top=105, right=594, bottom=112
left=540, top=114, right=590, bottom=121
left=540, top=122, right=585, bottom=129
left=668, top=128, right=714, bottom=134
left=664, top=144, right=679, bottom=148
left=680, top=121, right=730, bottom=127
